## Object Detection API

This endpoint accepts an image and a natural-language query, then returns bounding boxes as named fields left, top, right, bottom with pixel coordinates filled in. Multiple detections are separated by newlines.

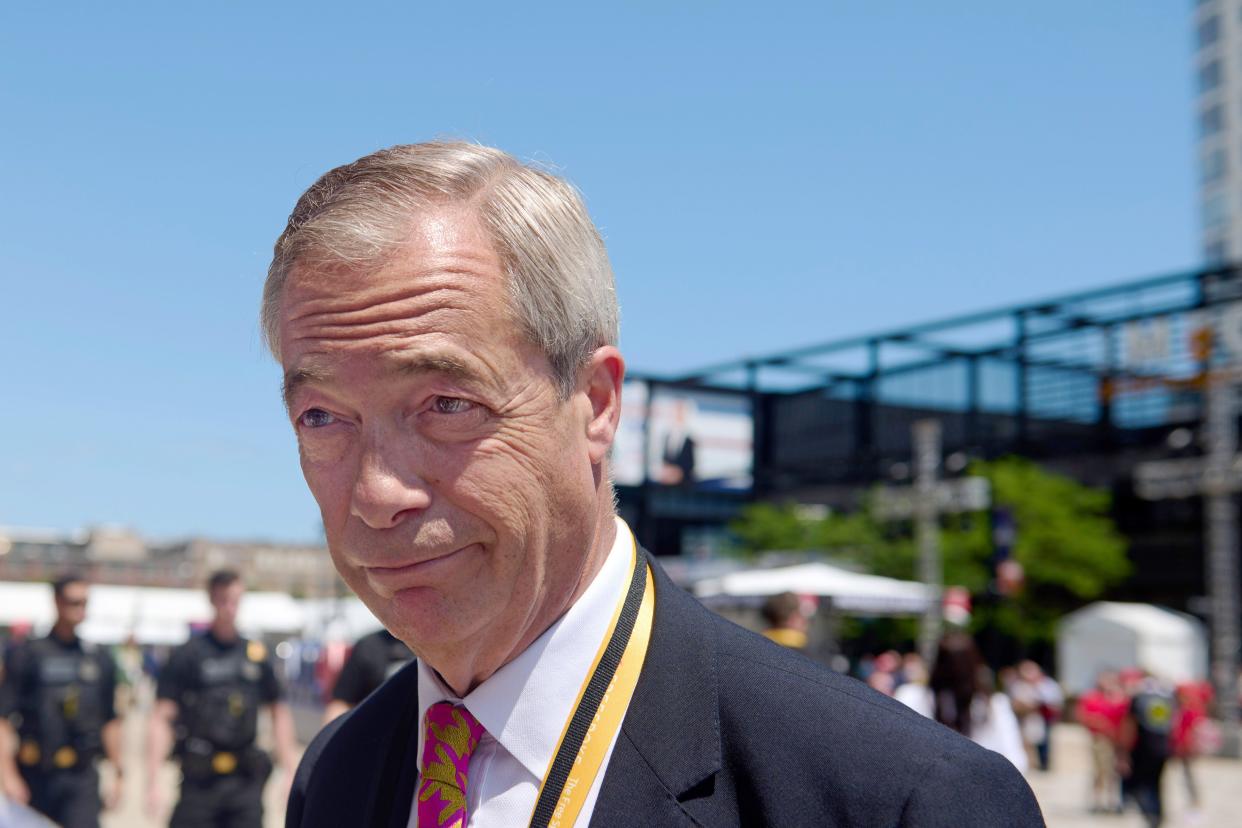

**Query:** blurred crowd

left=853, top=636, right=1218, bottom=827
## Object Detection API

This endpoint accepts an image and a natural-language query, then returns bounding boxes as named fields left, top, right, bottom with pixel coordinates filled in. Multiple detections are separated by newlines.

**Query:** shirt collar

left=416, top=516, right=635, bottom=779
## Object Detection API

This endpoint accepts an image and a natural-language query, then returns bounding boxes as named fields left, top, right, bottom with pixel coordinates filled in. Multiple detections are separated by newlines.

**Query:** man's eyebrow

left=282, top=365, right=331, bottom=411
left=281, top=354, right=486, bottom=410
left=388, top=352, right=479, bottom=383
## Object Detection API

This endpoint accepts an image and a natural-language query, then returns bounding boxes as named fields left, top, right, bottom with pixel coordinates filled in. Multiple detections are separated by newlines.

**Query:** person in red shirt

left=1171, top=680, right=1215, bottom=819
left=1075, top=670, right=1128, bottom=814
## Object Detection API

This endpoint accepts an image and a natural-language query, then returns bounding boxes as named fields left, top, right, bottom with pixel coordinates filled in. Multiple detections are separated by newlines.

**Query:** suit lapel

left=371, top=662, right=422, bottom=828
left=591, top=551, right=721, bottom=826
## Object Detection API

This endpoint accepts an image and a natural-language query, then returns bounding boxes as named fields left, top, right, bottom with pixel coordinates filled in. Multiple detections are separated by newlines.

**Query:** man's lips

left=361, top=544, right=477, bottom=595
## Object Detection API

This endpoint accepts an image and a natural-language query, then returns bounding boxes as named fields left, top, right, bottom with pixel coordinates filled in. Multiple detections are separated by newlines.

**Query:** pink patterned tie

left=417, top=702, right=486, bottom=828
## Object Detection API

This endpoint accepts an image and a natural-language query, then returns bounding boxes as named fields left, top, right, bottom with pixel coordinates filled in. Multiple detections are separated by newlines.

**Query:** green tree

left=727, top=501, right=882, bottom=559
left=727, top=456, right=1130, bottom=648
left=971, top=456, right=1131, bottom=643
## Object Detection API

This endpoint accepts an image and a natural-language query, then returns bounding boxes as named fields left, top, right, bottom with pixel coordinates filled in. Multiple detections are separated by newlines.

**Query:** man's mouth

left=361, top=544, right=478, bottom=596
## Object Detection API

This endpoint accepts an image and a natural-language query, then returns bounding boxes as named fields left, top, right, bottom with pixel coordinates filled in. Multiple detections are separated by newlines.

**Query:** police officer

left=145, top=569, right=296, bottom=827
left=0, top=574, right=124, bottom=828
left=321, top=628, right=412, bottom=724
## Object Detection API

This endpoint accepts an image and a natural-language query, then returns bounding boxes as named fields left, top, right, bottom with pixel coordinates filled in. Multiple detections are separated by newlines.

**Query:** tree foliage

left=727, top=456, right=1130, bottom=646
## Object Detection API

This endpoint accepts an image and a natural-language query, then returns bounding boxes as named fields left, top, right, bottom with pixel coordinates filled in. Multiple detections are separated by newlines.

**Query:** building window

left=1203, top=146, right=1227, bottom=184
left=1200, top=15, right=1220, bottom=50
left=1201, top=59, right=1222, bottom=93
left=1201, top=103, right=1224, bottom=137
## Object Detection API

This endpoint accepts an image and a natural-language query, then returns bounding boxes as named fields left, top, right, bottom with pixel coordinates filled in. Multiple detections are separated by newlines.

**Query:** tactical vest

left=177, top=639, right=266, bottom=753
left=1131, top=688, right=1175, bottom=759
left=17, top=639, right=108, bottom=769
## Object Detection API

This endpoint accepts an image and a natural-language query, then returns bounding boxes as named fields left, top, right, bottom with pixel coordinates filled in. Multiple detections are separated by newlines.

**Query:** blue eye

left=432, top=397, right=474, bottom=414
left=298, top=408, right=337, bottom=428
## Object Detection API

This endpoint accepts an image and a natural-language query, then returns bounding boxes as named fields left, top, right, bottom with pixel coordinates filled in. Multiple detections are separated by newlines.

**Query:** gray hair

left=261, top=142, right=618, bottom=397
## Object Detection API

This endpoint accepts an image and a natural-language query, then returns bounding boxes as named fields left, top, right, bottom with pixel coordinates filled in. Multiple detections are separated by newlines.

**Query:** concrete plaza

left=80, top=708, right=1239, bottom=827
left=1027, top=724, right=1239, bottom=828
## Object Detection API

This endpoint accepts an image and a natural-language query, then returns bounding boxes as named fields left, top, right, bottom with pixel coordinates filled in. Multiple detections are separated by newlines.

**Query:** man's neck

left=210, top=621, right=239, bottom=642
left=50, top=623, right=77, bottom=644
left=433, top=507, right=620, bottom=697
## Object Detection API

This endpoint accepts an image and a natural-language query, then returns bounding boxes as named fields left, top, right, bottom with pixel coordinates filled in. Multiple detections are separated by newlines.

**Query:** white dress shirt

left=408, top=516, right=635, bottom=828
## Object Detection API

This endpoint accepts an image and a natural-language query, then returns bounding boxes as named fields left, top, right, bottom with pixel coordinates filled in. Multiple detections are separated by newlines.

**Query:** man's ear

left=581, top=346, right=625, bottom=465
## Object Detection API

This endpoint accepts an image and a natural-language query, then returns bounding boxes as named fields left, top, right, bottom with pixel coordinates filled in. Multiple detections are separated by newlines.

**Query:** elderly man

left=271, top=142, right=1043, bottom=827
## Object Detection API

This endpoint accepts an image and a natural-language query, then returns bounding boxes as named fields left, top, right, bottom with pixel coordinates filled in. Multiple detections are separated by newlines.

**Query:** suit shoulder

left=900, top=738, right=1045, bottom=826
left=706, top=612, right=1037, bottom=815
left=296, top=660, right=415, bottom=773
left=287, top=659, right=420, bottom=827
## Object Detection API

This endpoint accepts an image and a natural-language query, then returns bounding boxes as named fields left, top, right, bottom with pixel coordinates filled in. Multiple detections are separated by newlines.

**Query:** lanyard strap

left=528, top=540, right=655, bottom=828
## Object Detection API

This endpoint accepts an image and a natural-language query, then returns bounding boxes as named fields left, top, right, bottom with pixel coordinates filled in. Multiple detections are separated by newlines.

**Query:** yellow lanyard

left=527, top=538, right=655, bottom=828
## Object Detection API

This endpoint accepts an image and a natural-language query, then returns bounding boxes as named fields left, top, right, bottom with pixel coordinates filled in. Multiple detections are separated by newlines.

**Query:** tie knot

left=418, top=702, right=486, bottom=827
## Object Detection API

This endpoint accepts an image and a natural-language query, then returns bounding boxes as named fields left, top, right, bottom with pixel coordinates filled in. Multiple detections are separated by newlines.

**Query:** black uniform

left=330, top=630, right=412, bottom=706
left=157, top=631, right=283, bottom=828
left=1125, top=682, right=1176, bottom=827
left=0, top=634, right=117, bottom=828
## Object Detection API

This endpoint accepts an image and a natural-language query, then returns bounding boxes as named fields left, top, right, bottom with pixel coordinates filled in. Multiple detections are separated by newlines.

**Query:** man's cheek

left=299, top=433, right=350, bottom=466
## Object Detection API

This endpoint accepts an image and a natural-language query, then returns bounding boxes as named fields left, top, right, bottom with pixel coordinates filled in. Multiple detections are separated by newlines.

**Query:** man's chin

left=355, top=585, right=461, bottom=653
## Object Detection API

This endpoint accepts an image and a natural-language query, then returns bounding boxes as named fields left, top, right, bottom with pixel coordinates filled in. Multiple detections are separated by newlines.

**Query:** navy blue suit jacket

left=287, top=554, right=1045, bottom=826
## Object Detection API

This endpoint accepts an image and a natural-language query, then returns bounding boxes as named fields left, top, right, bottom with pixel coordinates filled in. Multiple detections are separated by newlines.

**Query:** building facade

left=1198, top=0, right=1242, bottom=262
left=0, top=525, right=342, bottom=598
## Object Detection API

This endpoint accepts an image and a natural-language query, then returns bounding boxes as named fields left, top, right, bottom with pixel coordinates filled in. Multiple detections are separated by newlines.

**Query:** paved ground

left=1028, top=724, right=1238, bottom=828
left=66, top=707, right=1238, bottom=827
left=97, top=700, right=314, bottom=828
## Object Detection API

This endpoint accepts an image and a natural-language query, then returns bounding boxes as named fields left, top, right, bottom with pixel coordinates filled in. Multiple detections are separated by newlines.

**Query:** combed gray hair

left=261, top=142, right=618, bottom=397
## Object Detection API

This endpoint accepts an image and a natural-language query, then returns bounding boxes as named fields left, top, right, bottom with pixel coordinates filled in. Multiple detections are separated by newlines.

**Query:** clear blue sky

left=0, top=2, right=1198, bottom=543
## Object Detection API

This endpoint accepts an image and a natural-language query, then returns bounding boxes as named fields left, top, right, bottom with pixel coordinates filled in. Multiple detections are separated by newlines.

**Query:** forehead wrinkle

left=286, top=280, right=477, bottom=329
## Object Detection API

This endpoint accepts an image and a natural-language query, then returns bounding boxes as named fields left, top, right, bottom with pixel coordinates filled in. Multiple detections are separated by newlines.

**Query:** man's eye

left=431, top=397, right=475, bottom=414
left=297, top=408, right=338, bottom=428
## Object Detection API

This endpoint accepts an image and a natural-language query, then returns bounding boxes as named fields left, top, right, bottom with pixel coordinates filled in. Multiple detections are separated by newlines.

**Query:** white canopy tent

left=0, top=582, right=306, bottom=645
left=692, top=561, right=935, bottom=615
left=299, top=597, right=384, bottom=643
left=1056, top=601, right=1208, bottom=695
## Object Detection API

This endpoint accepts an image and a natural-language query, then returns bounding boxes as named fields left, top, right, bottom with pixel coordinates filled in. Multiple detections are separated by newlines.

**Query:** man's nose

left=349, top=440, right=432, bottom=530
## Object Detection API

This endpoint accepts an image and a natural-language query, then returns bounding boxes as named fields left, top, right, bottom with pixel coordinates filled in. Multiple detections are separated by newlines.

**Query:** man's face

left=210, top=581, right=244, bottom=627
left=55, top=581, right=88, bottom=629
left=277, top=206, right=605, bottom=665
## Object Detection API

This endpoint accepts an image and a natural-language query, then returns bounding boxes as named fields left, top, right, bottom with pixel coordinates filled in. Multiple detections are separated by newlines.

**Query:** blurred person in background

left=113, top=636, right=144, bottom=712
left=658, top=398, right=697, bottom=486
left=1117, top=669, right=1176, bottom=828
left=1009, top=659, right=1063, bottom=771
left=1170, top=679, right=1215, bottom=823
left=145, top=569, right=297, bottom=827
left=321, top=628, right=413, bottom=723
left=1074, top=670, right=1127, bottom=814
left=759, top=591, right=808, bottom=651
left=900, top=652, right=928, bottom=688
left=896, top=632, right=1028, bottom=772
left=867, top=670, right=897, bottom=697
left=860, top=650, right=902, bottom=696
left=0, top=574, right=124, bottom=828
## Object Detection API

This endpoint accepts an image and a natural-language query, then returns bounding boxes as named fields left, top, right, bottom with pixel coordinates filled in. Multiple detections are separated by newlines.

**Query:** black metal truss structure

left=621, top=265, right=1242, bottom=606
